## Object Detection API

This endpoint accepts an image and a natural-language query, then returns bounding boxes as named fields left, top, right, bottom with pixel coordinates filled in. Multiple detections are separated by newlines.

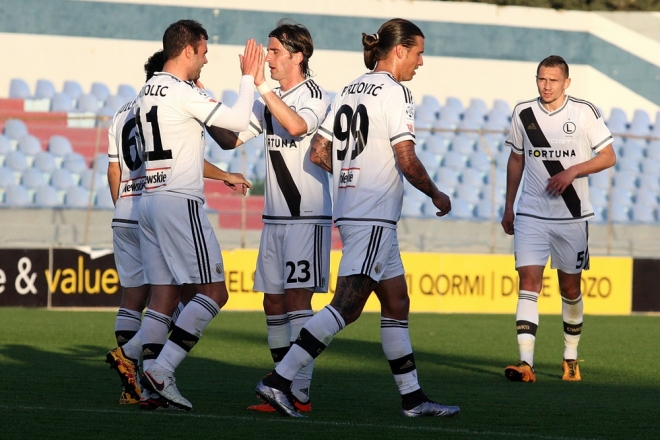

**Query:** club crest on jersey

left=563, top=122, right=576, bottom=134
left=339, top=167, right=359, bottom=188
left=374, top=262, right=382, bottom=275
left=215, top=263, right=223, bottom=275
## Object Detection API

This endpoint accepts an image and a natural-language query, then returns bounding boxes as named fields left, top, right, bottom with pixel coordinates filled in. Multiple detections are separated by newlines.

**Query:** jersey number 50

left=334, top=104, right=369, bottom=161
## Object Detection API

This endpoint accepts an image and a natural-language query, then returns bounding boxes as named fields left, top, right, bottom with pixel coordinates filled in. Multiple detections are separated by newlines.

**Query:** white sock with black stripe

left=562, top=294, right=583, bottom=360
left=381, top=317, right=420, bottom=395
left=289, top=310, right=315, bottom=403
left=516, top=290, right=540, bottom=366
left=156, top=294, right=219, bottom=372
left=267, top=313, right=291, bottom=366
left=140, top=309, right=172, bottom=372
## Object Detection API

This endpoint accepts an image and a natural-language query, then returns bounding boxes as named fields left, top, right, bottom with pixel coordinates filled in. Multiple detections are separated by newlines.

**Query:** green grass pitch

left=0, top=308, right=658, bottom=440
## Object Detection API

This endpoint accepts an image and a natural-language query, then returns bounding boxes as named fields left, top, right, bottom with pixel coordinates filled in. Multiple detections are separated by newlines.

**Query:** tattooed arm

left=393, top=140, right=451, bottom=217
left=310, top=133, right=333, bottom=173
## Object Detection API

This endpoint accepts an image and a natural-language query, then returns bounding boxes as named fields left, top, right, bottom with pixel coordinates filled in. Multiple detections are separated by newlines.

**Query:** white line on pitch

left=0, top=405, right=598, bottom=440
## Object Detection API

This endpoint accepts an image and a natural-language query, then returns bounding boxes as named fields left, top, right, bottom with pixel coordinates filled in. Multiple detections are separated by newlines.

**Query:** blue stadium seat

left=96, top=105, right=116, bottom=128
left=475, top=199, right=503, bottom=221
left=117, top=84, right=137, bottom=101
left=613, top=171, right=638, bottom=191
left=65, top=186, right=92, bottom=208
left=415, top=104, right=438, bottom=127
left=95, top=188, right=115, bottom=209
left=448, top=198, right=475, bottom=220
left=90, top=82, right=111, bottom=102
left=607, top=108, right=628, bottom=135
left=461, top=168, right=487, bottom=187
left=631, top=204, right=656, bottom=223
left=608, top=206, right=631, bottom=223
left=628, top=109, right=651, bottom=137
left=79, top=169, right=107, bottom=191
left=494, top=151, right=510, bottom=170
left=434, top=166, right=460, bottom=188
left=50, top=92, right=75, bottom=112
left=450, top=135, right=475, bottom=155
left=17, top=135, right=42, bottom=156
left=34, top=184, right=62, bottom=208
left=9, top=78, right=31, bottom=99
left=0, top=134, right=13, bottom=157
left=93, top=154, right=110, bottom=174
left=62, top=80, right=83, bottom=100
left=615, top=157, right=640, bottom=174
left=417, top=150, right=441, bottom=169
left=421, top=95, right=442, bottom=113
left=3, top=118, right=29, bottom=140
left=48, top=135, right=73, bottom=157
left=50, top=168, right=77, bottom=190
left=63, top=152, right=88, bottom=174
left=404, top=180, right=428, bottom=203
left=646, top=141, right=660, bottom=161
left=21, top=168, right=49, bottom=189
left=5, top=150, right=30, bottom=174
left=455, top=182, right=482, bottom=204
left=34, top=79, right=57, bottom=99
left=438, top=105, right=461, bottom=124
left=76, top=93, right=101, bottom=113
left=620, top=138, right=646, bottom=161
left=610, top=187, right=634, bottom=207
left=33, top=151, right=58, bottom=175
left=639, top=174, right=660, bottom=192
left=0, top=166, right=16, bottom=187
left=589, top=170, right=611, bottom=191
left=641, top=158, right=660, bottom=175
left=590, top=187, right=608, bottom=208
left=444, top=96, right=464, bottom=113
left=401, top=197, right=423, bottom=217
left=425, top=134, right=450, bottom=155
left=104, top=94, right=129, bottom=113
left=636, top=188, right=658, bottom=208
left=467, top=98, right=489, bottom=119
left=5, top=184, right=33, bottom=207
left=442, top=151, right=468, bottom=171
left=492, top=99, right=511, bottom=117
left=221, top=89, right=238, bottom=106
left=468, top=151, right=493, bottom=173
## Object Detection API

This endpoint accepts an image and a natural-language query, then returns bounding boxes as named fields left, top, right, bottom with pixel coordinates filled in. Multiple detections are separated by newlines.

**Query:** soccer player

left=135, top=19, right=262, bottom=411
left=105, top=49, right=252, bottom=409
left=254, top=18, right=460, bottom=418
left=212, top=20, right=331, bottom=414
left=501, top=55, right=616, bottom=382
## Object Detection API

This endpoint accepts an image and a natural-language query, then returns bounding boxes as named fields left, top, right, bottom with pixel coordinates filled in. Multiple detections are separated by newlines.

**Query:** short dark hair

left=144, top=50, right=165, bottom=81
left=268, top=19, right=314, bottom=78
left=162, top=19, right=208, bottom=61
left=362, top=18, right=424, bottom=70
left=537, top=55, right=569, bottom=78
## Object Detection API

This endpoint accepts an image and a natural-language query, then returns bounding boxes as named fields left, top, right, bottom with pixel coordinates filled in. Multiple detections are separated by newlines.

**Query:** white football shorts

left=337, top=225, right=404, bottom=282
left=139, top=194, right=225, bottom=285
left=254, top=223, right=331, bottom=294
left=112, top=226, right=145, bottom=288
left=513, top=215, right=590, bottom=274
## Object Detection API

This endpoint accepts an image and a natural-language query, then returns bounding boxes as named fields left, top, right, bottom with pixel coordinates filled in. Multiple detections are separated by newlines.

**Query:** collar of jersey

left=367, top=71, right=398, bottom=83
left=277, top=78, right=311, bottom=99
left=536, top=95, right=569, bottom=116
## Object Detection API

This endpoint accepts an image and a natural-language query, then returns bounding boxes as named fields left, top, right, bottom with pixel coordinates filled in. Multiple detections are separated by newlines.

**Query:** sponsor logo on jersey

left=529, top=149, right=576, bottom=158
left=405, top=104, right=414, bottom=120
left=527, top=122, right=538, bottom=130
left=563, top=121, right=576, bottom=134
left=266, top=137, right=298, bottom=149
left=339, top=167, right=359, bottom=188
left=120, top=177, right=146, bottom=197
left=144, top=167, right=170, bottom=190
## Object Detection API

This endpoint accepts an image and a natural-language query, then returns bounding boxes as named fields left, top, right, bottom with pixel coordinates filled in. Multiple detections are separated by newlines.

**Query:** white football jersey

left=108, top=99, right=144, bottom=229
left=136, top=72, right=254, bottom=202
left=506, top=96, right=613, bottom=222
left=318, top=72, right=416, bottom=228
left=238, top=79, right=332, bottom=224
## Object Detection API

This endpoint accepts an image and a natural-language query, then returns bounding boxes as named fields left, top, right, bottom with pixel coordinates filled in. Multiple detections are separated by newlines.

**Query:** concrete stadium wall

left=1, top=0, right=660, bottom=118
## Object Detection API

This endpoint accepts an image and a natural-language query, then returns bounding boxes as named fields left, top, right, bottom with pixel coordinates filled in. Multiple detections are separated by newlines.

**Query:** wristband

left=257, top=82, right=271, bottom=96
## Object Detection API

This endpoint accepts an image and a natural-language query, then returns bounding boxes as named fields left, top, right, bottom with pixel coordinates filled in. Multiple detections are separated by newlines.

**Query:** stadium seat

left=0, top=166, right=16, bottom=187
left=401, top=197, right=423, bottom=217
left=432, top=118, right=457, bottom=137
left=34, top=184, right=62, bottom=208
left=48, top=135, right=73, bottom=157
left=404, top=180, right=428, bottom=203
left=0, top=134, right=13, bottom=157
left=92, top=154, right=110, bottom=174
left=607, top=107, right=628, bottom=135
left=610, top=187, right=634, bottom=207
left=455, top=182, right=482, bottom=204
left=462, top=107, right=486, bottom=125
left=613, top=171, right=638, bottom=191
left=95, top=188, right=115, bottom=209
left=50, top=168, right=77, bottom=190
left=17, top=135, right=42, bottom=156
left=104, top=94, right=129, bottom=113
left=9, top=78, right=31, bottom=99
left=635, top=187, right=658, bottom=206
left=3, top=118, right=29, bottom=140
left=62, top=80, right=83, bottom=100
left=63, top=152, right=88, bottom=174
left=620, top=138, right=646, bottom=161
left=33, top=151, right=58, bottom=174
left=461, top=168, right=487, bottom=187
left=415, top=104, right=438, bottom=127
left=438, top=105, right=461, bottom=124
left=221, top=89, right=238, bottom=106
left=468, top=98, right=489, bottom=119
left=442, top=150, right=468, bottom=171
left=628, top=109, right=651, bottom=137
left=117, top=84, right=137, bottom=101
left=451, top=134, right=475, bottom=155
left=207, top=144, right=235, bottom=164
left=5, top=184, right=33, bottom=207
left=493, top=169, right=507, bottom=189
left=425, top=134, right=450, bottom=155
left=639, top=174, right=660, bottom=192
left=421, top=95, right=442, bottom=113
left=5, top=150, right=30, bottom=173
left=96, top=105, right=116, bottom=127
left=615, top=157, right=640, bottom=174
left=608, top=206, right=631, bottom=223
left=457, top=118, right=482, bottom=140
left=631, top=204, right=656, bottom=223
left=448, top=198, right=474, bottom=220
left=50, top=92, right=75, bottom=112
left=589, top=170, right=611, bottom=191
left=90, top=82, right=111, bottom=102
left=65, top=186, right=93, bottom=208
left=76, top=93, right=101, bottom=112
left=444, top=96, right=464, bottom=113
left=34, top=79, right=57, bottom=99
left=494, top=151, right=510, bottom=170
left=590, top=187, right=608, bottom=208
left=475, top=199, right=503, bottom=221
left=646, top=141, right=660, bottom=161
left=468, top=151, right=493, bottom=173
left=79, top=169, right=107, bottom=191
left=641, top=158, right=660, bottom=175
left=492, top=99, right=511, bottom=117
left=591, top=206, right=606, bottom=224
left=21, top=168, right=49, bottom=189
left=434, top=166, right=460, bottom=188
left=417, top=150, right=441, bottom=169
